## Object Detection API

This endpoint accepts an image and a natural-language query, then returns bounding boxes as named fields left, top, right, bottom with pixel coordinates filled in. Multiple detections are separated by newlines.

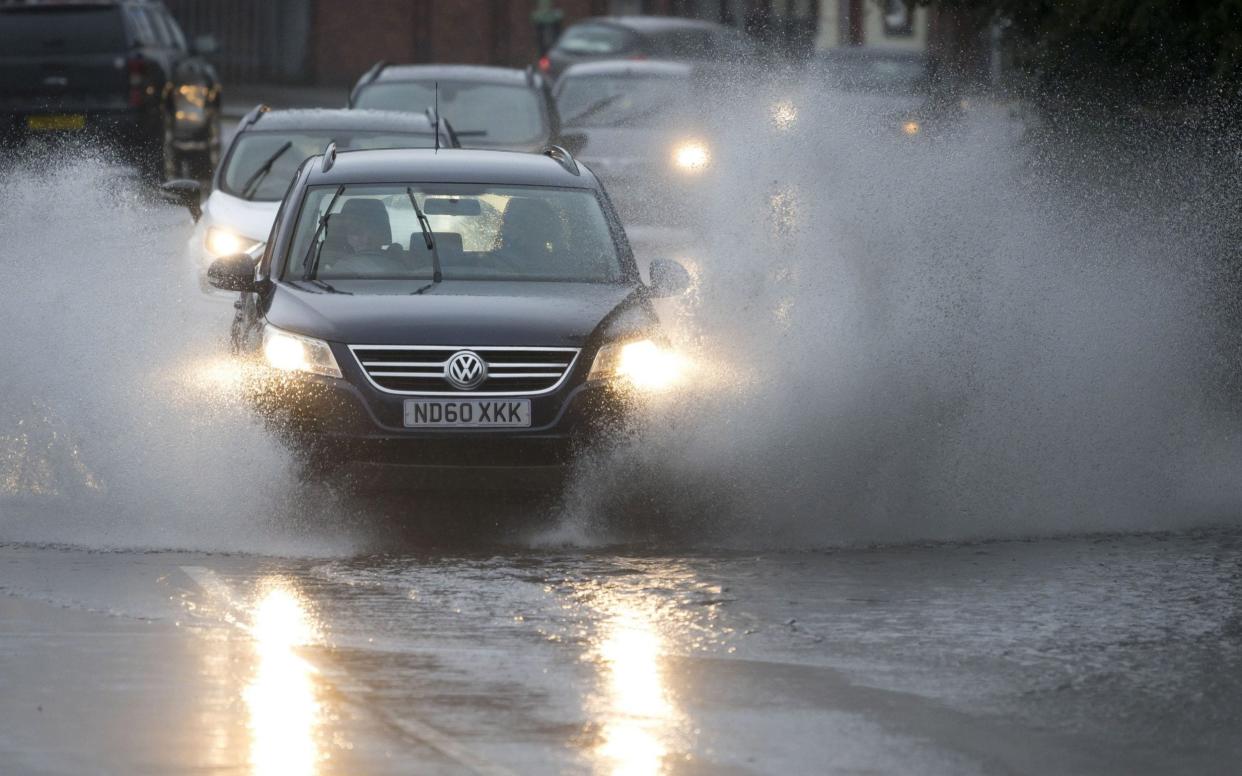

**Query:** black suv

left=0, top=0, right=222, bottom=180
left=349, top=63, right=560, bottom=153
left=206, top=145, right=691, bottom=489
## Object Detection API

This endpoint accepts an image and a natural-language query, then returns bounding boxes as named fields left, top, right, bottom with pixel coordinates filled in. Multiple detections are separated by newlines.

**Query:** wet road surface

left=2, top=528, right=1240, bottom=774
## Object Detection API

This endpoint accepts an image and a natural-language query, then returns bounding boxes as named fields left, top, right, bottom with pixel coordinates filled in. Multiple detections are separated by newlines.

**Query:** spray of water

left=0, top=152, right=355, bottom=554
left=2, top=100, right=1237, bottom=554
left=557, top=78, right=1242, bottom=547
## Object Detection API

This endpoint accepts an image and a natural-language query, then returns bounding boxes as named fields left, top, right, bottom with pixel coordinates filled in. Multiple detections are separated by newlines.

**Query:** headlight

left=671, top=141, right=711, bottom=173
left=588, top=338, right=683, bottom=392
left=205, top=226, right=261, bottom=257
left=901, top=120, right=921, bottom=136
left=262, top=325, right=342, bottom=378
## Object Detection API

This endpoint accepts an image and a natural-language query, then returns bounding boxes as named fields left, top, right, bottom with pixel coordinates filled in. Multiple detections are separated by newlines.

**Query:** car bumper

left=0, top=108, right=158, bottom=147
left=244, top=366, right=628, bottom=482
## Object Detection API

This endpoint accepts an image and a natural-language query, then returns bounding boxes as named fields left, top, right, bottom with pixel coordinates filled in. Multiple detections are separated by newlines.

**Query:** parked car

left=540, top=15, right=758, bottom=82
left=0, top=0, right=222, bottom=180
left=204, top=145, right=691, bottom=488
left=169, top=106, right=457, bottom=293
left=349, top=64, right=560, bottom=153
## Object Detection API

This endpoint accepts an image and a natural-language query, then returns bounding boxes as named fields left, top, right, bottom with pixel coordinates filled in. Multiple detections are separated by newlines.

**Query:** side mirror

left=159, top=178, right=202, bottom=222
left=192, top=34, right=219, bottom=56
left=647, top=258, right=691, bottom=298
left=208, top=253, right=260, bottom=293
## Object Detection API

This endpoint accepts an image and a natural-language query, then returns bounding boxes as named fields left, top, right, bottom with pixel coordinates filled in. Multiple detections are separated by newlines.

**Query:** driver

left=319, top=211, right=402, bottom=275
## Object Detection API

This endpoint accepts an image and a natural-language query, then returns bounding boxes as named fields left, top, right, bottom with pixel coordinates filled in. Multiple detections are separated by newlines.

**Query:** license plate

left=27, top=114, right=86, bottom=131
left=404, top=398, right=531, bottom=428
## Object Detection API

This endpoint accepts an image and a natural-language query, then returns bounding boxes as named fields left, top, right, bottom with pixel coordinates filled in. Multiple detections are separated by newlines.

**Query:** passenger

left=495, top=197, right=568, bottom=275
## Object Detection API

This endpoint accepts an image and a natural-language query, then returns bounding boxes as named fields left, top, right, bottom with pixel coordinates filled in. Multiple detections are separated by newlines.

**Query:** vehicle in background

left=816, top=47, right=962, bottom=138
left=554, top=60, right=715, bottom=231
left=0, top=0, right=222, bottom=180
left=204, top=145, right=691, bottom=489
left=540, top=16, right=758, bottom=82
left=172, top=106, right=457, bottom=292
left=349, top=64, right=560, bottom=153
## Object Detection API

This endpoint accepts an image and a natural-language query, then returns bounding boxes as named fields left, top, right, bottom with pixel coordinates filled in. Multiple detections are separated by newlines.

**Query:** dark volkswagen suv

left=207, top=145, right=690, bottom=487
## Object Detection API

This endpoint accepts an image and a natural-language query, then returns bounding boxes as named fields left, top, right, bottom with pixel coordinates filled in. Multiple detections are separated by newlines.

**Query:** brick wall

left=311, top=0, right=612, bottom=86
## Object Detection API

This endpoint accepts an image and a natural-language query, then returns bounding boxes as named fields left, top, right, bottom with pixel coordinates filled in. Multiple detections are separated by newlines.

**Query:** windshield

left=221, top=130, right=439, bottom=201
left=352, top=82, right=547, bottom=147
left=557, top=75, right=691, bottom=128
left=283, top=184, right=623, bottom=283
left=556, top=23, right=636, bottom=55
left=823, top=54, right=927, bottom=94
left=0, top=8, right=126, bottom=55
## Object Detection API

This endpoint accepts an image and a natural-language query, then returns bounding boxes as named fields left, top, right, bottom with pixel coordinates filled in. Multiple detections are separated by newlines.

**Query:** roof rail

left=321, top=141, right=338, bottom=173
left=239, top=103, right=269, bottom=129
left=543, top=145, right=579, bottom=176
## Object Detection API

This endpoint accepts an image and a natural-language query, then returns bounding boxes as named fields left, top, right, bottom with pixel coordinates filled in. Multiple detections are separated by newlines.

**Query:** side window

left=261, top=163, right=308, bottom=276
left=126, top=6, right=160, bottom=47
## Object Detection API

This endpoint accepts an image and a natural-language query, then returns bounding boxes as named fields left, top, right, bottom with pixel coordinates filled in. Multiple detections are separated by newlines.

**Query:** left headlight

left=588, top=338, right=684, bottom=392
left=262, top=325, right=342, bottom=379
left=206, top=226, right=262, bottom=257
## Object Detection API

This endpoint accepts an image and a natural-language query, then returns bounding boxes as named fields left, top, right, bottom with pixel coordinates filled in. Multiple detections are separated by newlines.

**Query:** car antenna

left=434, top=82, right=440, bottom=153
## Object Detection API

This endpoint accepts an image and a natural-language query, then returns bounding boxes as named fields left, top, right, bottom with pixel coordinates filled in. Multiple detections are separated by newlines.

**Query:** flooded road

left=3, top=529, right=1240, bottom=774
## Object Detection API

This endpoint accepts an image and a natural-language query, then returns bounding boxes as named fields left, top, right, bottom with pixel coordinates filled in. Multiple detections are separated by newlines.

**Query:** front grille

left=349, top=345, right=580, bottom=396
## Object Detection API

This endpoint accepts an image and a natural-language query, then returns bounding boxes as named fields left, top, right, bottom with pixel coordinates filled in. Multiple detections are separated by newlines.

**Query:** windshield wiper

left=406, top=187, right=442, bottom=285
left=564, top=94, right=623, bottom=127
left=302, top=184, right=346, bottom=280
left=239, top=141, right=293, bottom=200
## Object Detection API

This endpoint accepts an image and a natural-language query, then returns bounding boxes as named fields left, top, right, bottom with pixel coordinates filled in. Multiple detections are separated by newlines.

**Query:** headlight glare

left=672, top=141, right=711, bottom=173
left=262, top=325, right=342, bottom=378
left=206, top=226, right=261, bottom=257
left=589, top=338, right=683, bottom=392
left=902, top=120, right=921, bottom=136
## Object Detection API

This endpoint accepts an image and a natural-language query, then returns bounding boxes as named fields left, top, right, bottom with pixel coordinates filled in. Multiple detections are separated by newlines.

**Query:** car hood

left=569, top=126, right=694, bottom=177
left=202, top=191, right=280, bottom=243
left=264, top=280, right=646, bottom=347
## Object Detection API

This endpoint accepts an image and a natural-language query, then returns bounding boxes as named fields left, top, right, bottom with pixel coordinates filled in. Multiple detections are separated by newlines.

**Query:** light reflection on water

left=243, top=580, right=326, bottom=776
left=583, top=574, right=700, bottom=776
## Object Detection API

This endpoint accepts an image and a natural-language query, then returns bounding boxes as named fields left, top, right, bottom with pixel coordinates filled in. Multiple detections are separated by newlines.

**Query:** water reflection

left=583, top=578, right=699, bottom=776
left=244, top=580, right=325, bottom=776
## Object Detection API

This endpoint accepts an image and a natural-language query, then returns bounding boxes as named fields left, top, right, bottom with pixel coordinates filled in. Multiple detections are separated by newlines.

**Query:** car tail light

left=127, top=56, right=147, bottom=107
left=627, top=53, right=648, bottom=61
left=537, top=55, right=551, bottom=73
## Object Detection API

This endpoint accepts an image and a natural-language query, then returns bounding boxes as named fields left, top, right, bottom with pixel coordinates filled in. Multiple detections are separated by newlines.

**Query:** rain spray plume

left=556, top=71, right=1242, bottom=548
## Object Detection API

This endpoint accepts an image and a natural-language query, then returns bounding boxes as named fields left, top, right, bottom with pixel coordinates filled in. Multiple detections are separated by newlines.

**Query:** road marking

left=179, top=565, right=517, bottom=776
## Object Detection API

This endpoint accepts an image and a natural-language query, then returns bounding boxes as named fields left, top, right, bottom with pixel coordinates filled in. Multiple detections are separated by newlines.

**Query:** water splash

left=0, top=152, right=352, bottom=554
left=558, top=80, right=1242, bottom=547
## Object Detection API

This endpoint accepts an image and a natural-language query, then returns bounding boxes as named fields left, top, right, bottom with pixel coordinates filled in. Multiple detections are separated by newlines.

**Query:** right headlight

left=588, top=338, right=684, bottom=392
left=262, top=324, right=342, bottom=379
